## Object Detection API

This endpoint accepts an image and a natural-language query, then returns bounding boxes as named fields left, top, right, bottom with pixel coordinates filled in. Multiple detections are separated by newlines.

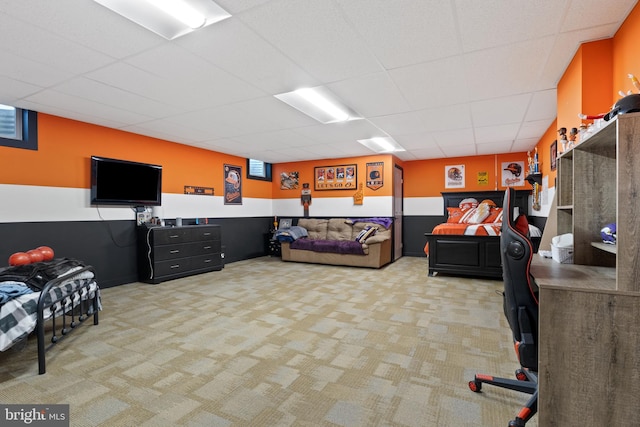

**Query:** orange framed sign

left=314, top=164, right=357, bottom=190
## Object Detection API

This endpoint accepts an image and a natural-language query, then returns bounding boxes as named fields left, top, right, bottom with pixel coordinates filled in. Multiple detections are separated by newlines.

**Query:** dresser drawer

left=153, top=254, right=221, bottom=277
left=151, top=225, right=221, bottom=245
left=152, top=241, right=219, bottom=261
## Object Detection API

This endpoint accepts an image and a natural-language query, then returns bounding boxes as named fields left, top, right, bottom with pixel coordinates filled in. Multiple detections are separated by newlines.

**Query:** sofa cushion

left=326, top=218, right=353, bottom=241
left=297, top=218, right=329, bottom=240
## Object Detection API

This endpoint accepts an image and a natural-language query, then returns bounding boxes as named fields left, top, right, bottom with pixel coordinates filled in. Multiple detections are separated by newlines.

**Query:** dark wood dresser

left=137, top=224, right=223, bottom=284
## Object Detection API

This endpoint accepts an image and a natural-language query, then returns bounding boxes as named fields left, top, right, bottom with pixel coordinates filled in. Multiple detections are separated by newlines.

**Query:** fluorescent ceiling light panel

left=274, top=86, right=361, bottom=124
left=94, top=0, right=231, bottom=40
left=357, top=137, right=406, bottom=153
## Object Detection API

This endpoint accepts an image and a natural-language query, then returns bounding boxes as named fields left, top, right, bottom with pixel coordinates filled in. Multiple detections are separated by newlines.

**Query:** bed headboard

left=441, top=190, right=531, bottom=217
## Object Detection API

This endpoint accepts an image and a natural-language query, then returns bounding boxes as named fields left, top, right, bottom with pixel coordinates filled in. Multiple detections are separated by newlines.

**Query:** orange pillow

left=447, top=207, right=465, bottom=223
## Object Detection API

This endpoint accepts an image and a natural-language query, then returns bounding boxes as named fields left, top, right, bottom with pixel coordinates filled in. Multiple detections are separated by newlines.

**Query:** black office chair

left=468, top=187, right=539, bottom=427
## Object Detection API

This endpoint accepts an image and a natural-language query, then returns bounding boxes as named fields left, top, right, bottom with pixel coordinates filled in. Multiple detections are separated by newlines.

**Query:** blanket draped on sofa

left=289, top=239, right=365, bottom=255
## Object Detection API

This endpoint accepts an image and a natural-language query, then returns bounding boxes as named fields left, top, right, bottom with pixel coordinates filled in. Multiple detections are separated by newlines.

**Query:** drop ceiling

left=0, top=0, right=636, bottom=163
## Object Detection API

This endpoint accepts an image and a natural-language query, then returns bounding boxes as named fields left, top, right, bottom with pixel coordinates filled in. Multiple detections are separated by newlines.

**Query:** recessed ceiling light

left=94, top=0, right=231, bottom=40
left=357, top=137, right=406, bottom=153
left=274, top=86, right=361, bottom=124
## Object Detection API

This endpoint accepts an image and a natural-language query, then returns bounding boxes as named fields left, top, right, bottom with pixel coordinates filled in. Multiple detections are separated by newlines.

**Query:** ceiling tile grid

left=0, top=0, right=637, bottom=163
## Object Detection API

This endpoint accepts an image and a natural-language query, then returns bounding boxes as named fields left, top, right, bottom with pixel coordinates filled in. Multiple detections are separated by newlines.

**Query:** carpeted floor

left=0, top=256, right=537, bottom=426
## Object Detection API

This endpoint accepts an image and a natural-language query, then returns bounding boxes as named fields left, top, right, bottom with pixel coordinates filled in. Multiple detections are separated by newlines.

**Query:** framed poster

left=366, top=162, right=384, bottom=190
left=445, top=164, right=465, bottom=189
left=224, top=164, right=243, bottom=205
left=501, top=161, right=525, bottom=187
left=550, top=140, right=557, bottom=171
left=314, top=164, right=357, bottom=190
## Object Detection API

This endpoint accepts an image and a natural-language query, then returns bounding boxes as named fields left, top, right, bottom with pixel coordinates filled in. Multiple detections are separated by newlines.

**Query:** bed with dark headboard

left=424, top=190, right=531, bottom=279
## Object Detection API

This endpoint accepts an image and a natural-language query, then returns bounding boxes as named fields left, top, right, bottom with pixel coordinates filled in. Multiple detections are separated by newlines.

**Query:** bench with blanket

left=279, top=218, right=392, bottom=268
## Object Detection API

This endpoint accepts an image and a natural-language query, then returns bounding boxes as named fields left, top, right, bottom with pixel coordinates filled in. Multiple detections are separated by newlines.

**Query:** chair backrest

left=501, top=187, right=539, bottom=371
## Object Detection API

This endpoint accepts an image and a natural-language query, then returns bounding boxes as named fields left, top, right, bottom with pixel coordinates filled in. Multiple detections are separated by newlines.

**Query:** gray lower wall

left=0, top=215, right=546, bottom=287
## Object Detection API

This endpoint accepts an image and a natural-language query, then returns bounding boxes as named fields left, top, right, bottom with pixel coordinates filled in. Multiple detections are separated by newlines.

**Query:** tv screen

left=90, top=156, right=162, bottom=206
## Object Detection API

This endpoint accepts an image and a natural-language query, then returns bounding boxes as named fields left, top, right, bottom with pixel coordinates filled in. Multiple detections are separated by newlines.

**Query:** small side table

left=265, top=233, right=281, bottom=257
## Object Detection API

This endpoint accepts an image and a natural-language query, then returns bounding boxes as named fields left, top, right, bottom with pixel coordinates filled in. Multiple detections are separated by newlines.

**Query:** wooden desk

left=532, top=257, right=640, bottom=426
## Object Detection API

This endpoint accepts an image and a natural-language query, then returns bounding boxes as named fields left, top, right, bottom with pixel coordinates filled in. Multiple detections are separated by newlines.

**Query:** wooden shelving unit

left=537, top=112, right=640, bottom=425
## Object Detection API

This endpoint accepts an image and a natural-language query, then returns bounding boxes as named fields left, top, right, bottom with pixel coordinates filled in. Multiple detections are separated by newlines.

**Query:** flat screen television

left=90, top=156, right=162, bottom=206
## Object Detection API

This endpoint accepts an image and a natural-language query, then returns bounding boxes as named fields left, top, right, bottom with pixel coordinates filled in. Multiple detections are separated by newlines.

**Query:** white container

left=551, top=233, right=574, bottom=264
left=551, top=243, right=573, bottom=264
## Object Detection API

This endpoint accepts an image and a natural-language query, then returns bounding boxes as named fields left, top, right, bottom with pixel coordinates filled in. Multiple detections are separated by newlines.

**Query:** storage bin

left=551, top=233, right=574, bottom=264
left=551, top=243, right=573, bottom=264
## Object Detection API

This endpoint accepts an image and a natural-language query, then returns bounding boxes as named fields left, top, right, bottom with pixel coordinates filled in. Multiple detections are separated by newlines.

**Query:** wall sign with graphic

left=366, top=162, right=384, bottom=190
left=184, top=186, right=214, bottom=195
left=224, top=164, right=243, bottom=205
left=501, top=161, right=525, bottom=187
left=477, top=171, right=489, bottom=186
left=314, top=164, right=357, bottom=190
left=280, top=171, right=299, bottom=189
left=445, top=164, right=465, bottom=188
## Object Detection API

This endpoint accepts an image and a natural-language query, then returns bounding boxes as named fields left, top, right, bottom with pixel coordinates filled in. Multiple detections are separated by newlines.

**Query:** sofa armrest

left=364, top=234, right=390, bottom=245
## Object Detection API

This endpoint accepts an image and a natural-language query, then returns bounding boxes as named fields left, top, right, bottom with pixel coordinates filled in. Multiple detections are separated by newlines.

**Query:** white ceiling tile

left=178, top=18, right=319, bottom=95
left=511, top=137, right=540, bottom=153
left=526, top=90, right=558, bottom=121
left=432, top=128, right=475, bottom=147
left=562, top=0, right=637, bottom=32
left=475, top=124, right=520, bottom=144
left=394, top=132, right=439, bottom=150
left=476, top=141, right=513, bottom=155
left=390, top=56, right=469, bottom=110
left=238, top=0, right=383, bottom=82
left=438, top=144, right=475, bottom=158
left=0, top=76, right=43, bottom=103
left=23, top=90, right=154, bottom=126
left=0, top=13, right=114, bottom=75
left=456, top=0, right=565, bottom=52
left=327, top=72, right=411, bottom=118
left=464, top=37, right=555, bottom=101
left=471, top=94, right=532, bottom=127
left=336, top=0, right=461, bottom=69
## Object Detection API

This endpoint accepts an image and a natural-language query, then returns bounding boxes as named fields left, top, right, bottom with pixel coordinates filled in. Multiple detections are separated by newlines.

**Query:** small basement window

left=247, top=158, right=272, bottom=181
left=0, top=104, right=38, bottom=150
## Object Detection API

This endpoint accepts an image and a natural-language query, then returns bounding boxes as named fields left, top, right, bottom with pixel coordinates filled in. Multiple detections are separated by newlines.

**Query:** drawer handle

left=170, top=264, right=180, bottom=269
left=203, top=232, right=211, bottom=236
left=203, top=259, right=212, bottom=263
left=169, top=235, right=179, bottom=239
left=170, top=250, right=180, bottom=254
left=203, top=246, right=212, bottom=250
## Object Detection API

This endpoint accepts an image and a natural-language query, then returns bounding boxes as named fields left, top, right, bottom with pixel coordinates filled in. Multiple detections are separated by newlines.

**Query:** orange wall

left=404, top=152, right=530, bottom=197
left=613, top=4, right=640, bottom=100
left=0, top=114, right=272, bottom=199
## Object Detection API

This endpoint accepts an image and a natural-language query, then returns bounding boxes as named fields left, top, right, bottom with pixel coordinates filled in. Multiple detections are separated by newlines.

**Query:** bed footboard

left=36, top=265, right=100, bottom=374
left=425, top=234, right=502, bottom=279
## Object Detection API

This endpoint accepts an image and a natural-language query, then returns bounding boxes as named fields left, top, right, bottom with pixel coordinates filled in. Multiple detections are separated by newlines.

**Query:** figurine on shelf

left=558, top=127, right=568, bottom=152
left=533, top=147, right=539, bottom=173
left=569, top=127, right=578, bottom=147
left=527, top=151, right=534, bottom=175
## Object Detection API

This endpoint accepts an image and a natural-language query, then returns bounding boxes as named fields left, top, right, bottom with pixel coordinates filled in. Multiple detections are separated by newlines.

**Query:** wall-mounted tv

left=90, top=156, right=162, bottom=206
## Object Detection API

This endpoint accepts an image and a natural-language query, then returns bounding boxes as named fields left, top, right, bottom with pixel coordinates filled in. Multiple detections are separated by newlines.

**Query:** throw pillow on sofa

left=355, top=225, right=378, bottom=243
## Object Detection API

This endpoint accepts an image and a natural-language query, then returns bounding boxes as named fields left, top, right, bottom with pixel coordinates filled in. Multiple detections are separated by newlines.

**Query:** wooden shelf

left=592, top=241, right=617, bottom=254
